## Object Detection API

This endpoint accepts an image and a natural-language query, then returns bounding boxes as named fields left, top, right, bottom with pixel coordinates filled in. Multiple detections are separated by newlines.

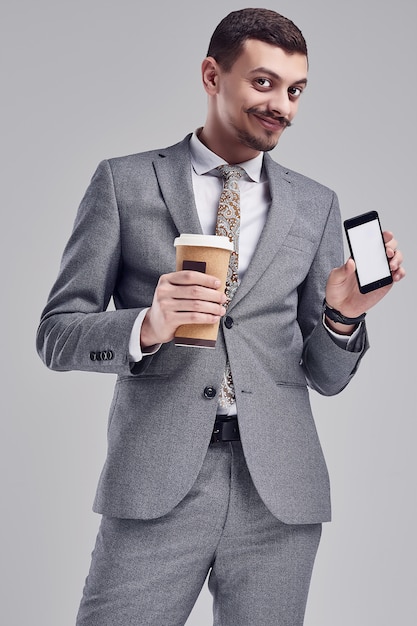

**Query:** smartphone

left=343, top=210, right=393, bottom=294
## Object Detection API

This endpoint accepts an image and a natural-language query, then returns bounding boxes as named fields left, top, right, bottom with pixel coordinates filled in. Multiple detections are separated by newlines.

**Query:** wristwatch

left=323, top=300, right=366, bottom=325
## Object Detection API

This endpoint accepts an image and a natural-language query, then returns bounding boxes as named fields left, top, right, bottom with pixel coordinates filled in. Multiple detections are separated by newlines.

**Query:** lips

left=253, top=114, right=286, bottom=132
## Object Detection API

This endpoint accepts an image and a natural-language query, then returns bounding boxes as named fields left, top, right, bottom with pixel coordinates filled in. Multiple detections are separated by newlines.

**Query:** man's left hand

left=325, top=231, right=405, bottom=321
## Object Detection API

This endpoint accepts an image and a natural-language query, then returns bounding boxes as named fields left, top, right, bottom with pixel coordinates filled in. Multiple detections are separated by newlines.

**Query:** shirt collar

left=189, top=129, right=264, bottom=183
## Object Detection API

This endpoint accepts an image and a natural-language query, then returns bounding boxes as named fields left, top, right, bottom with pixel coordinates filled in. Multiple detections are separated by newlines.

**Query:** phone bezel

left=343, top=210, right=393, bottom=294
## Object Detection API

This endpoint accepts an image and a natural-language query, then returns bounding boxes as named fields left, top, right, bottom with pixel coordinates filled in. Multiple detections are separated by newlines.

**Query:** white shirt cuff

left=322, top=314, right=363, bottom=350
left=129, top=308, right=161, bottom=362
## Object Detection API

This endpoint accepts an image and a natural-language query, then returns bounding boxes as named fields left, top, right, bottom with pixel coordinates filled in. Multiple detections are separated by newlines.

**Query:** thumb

left=344, top=257, right=356, bottom=276
left=328, top=257, right=356, bottom=287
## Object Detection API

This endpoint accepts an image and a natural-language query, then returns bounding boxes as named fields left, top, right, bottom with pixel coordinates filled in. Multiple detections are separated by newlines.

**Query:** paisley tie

left=215, top=165, right=245, bottom=408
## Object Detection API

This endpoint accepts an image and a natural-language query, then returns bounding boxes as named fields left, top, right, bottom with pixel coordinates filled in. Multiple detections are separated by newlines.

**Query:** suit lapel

left=152, top=135, right=203, bottom=236
left=228, top=154, right=297, bottom=310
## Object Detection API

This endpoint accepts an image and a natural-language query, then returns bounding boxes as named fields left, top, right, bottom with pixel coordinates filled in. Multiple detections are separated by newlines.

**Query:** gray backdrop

left=2, top=0, right=415, bottom=624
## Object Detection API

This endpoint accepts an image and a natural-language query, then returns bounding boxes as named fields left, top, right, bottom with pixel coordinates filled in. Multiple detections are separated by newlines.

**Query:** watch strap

left=323, top=300, right=366, bottom=325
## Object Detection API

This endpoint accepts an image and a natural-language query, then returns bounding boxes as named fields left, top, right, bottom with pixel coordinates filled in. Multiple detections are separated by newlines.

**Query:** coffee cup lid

left=174, top=234, right=233, bottom=251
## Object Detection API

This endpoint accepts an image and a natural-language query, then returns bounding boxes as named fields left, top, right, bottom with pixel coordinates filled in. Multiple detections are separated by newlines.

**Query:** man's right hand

left=140, top=270, right=227, bottom=349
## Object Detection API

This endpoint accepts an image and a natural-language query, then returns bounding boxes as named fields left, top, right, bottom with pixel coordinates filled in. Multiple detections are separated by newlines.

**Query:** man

left=37, top=8, right=405, bottom=626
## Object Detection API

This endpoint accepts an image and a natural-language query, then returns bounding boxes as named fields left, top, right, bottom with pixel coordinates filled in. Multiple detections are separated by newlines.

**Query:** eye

left=288, top=86, right=303, bottom=99
left=254, top=77, right=272, bottom=89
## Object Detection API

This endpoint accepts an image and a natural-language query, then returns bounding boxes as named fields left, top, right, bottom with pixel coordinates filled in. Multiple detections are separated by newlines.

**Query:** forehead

left=231, top=39, right=308, bottom=81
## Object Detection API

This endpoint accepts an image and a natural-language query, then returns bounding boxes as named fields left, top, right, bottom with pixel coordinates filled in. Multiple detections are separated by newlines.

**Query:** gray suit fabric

left=37, top=134, right=368, bottom=525
left=76, top=442, right=322, bottom=626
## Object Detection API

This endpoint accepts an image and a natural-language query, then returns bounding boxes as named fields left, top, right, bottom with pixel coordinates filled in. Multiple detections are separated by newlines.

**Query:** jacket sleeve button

left=90, top=352, right=97, bottom=361
left=203, top=386, right=217, bottom=399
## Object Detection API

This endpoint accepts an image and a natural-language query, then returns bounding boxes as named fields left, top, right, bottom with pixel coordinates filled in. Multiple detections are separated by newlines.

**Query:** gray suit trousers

left=76, top=442, right=321, bottom=626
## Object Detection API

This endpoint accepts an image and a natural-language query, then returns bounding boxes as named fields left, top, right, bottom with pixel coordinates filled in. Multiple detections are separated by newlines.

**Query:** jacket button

left=224, top=316, right=234, bottom=329
left=107, top=350, right=114, bottom=360
left=203, top=386, right=216, bottom=399
left=90, top=352, right=97, bottom=361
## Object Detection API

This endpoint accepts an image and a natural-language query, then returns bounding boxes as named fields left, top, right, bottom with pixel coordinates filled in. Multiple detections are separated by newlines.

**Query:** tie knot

left=217, top=164, right=245, bottom=183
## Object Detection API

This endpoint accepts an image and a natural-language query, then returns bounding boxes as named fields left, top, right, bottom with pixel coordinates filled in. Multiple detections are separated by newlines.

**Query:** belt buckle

left=211, top=416, right=239, bottom=443
left=211, top=422, right=223, bottom=443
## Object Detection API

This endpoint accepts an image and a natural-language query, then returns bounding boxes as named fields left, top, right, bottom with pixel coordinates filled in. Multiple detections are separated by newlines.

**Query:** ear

left=201, top=56, right=220, bottom=95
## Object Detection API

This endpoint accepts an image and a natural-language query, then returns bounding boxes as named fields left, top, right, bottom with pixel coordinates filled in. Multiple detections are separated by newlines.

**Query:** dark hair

left=207, top=8, right=307, bottom=71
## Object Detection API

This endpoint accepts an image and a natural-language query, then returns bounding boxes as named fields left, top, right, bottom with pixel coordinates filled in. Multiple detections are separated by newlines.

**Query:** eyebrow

left=249, top=66, right=308, bottom=86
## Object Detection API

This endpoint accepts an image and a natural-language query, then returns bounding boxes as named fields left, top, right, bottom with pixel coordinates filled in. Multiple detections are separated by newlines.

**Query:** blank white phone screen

left=347, top=220, right=390, bottom=286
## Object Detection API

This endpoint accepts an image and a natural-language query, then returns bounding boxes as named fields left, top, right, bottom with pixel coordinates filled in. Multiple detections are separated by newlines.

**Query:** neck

left=198, top=125, right=261, bottom=164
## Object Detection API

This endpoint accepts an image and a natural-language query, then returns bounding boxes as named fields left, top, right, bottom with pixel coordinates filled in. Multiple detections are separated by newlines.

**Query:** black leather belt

left=211, top=415, right=240, bottom=443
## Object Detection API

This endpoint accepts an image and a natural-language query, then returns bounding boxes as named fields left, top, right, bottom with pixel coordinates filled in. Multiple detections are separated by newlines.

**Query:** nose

left=268, top=89, right=292, bottom=119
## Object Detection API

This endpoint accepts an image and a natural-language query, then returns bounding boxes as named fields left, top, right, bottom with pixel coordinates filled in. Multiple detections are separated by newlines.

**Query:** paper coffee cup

left=174, top=234, right=233, bottom=348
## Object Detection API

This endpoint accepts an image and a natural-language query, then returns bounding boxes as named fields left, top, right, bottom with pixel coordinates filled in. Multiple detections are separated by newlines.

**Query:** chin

left=249, top=136, right=279, bottom=153
left=262, top=139, right=280, bottom=152
left=237, top=128, right=279, bottom=153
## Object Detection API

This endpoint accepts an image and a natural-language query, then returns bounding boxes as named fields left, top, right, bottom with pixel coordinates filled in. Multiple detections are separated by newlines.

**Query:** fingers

left=390, top=252, right=406, bottom=282
left=383, top=230, right=398, bottom=258
left=168, top=270, right=223, bottom=290
left=160, top=270, right=228, bottom=307
left=382, top=231, right=405, bottom=280
left=382, top=230, right=394, bottom=244
left=389, top=247, right=403, bottom=269
left=385, top=240, right=398, bottom=259
left=141, top=270, right=228, bottom=347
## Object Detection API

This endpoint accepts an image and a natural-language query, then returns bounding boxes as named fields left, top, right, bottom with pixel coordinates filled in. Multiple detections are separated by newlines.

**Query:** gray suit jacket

left=37, top=134, right=368, bottom=524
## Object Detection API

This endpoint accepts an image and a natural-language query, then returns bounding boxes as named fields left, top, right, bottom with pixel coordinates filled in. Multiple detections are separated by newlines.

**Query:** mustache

left=245, top=107, right=292, bottom=128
